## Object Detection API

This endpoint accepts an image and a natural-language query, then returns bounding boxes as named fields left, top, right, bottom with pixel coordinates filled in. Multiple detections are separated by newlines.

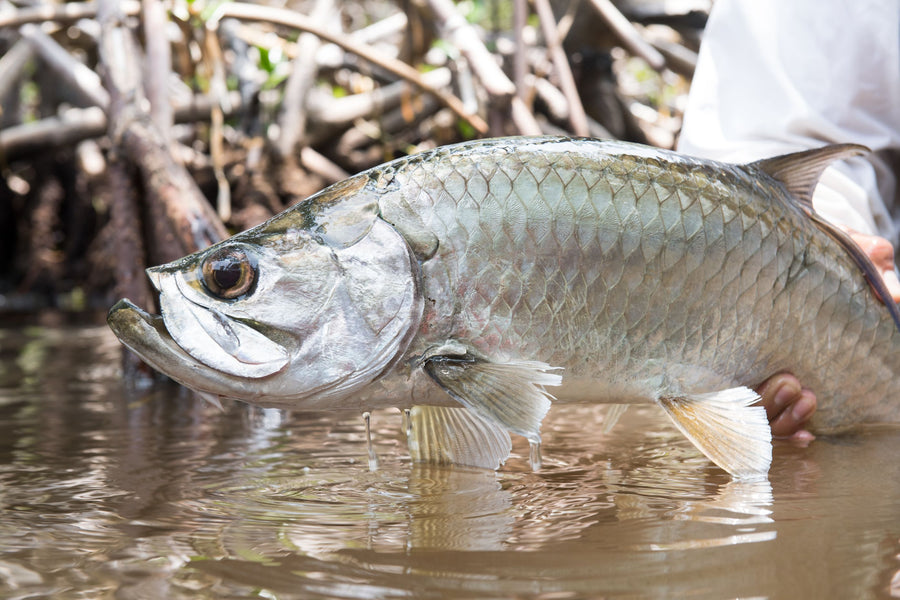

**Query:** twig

left=0, top=107, right=106, bottom=158
left=19, top=23, right=111, bottom=109
left=235, top=12, right=407, bottom=67
left=201, top=20, right=231, bottom=221
left=530, top=74, right=569, bottom=122
left=275, top=0, right=334, bottom=160
left=97, top=0, right=143, bottom=125
left=141, top=0, right=174, bottom=140
left=424, top=0, right=515, bottom=100
left=587, top=0, right=665, bottom=71
left=0, top=1, right=140, bottom=28
left=335, top=93, right=442, bottom=159
left=509, top=0, right=542, bottom=136
left=306, top=67, right=451, bottom=128
left=513, top=0, right=528, bottom=101
left=210, top=2, right=488, bottom=135
left=299, top=146, right=349, bottom=183
left=0, top=93, right=244, bottom=159
left=643, top=28, right=697, bottom=78
left=0, top=39, right=33, bottom=127
left=554, top=0, right=581, bottom=42
left=209, top=101, right=230, bottom=221
left=532, top=0, right=590, bottom=136
left=425, top=0, right=544, bottom=134
left=326, top=11, right=407, bottom=51
left=511, top=96, right=542, bottom=135
left=0, top=38, right=32, bottom=90
left=217, top=19, right=261, bottom=140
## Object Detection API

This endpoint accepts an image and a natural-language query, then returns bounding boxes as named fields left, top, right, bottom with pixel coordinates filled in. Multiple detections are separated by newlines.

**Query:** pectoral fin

left=658, top=387, right=772, bottom=479
left=407, top=406, right=512, bottom=469
left=602, top=404, right=629, bottom=434
left=422, top=353, right=562, bottom=443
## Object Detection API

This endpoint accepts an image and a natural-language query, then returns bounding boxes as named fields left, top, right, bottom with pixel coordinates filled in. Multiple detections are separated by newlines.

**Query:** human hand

left=756, top=373, right=816, bottom=442
left=845, top=229, right=900, bottom=303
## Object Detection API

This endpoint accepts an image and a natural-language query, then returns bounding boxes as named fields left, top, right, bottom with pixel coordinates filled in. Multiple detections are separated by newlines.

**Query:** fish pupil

left=213, top=259, right=242, bottom=290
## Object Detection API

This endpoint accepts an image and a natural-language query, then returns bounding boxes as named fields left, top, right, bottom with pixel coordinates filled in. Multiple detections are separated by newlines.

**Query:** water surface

left=0, top=321, right=898, bottom=598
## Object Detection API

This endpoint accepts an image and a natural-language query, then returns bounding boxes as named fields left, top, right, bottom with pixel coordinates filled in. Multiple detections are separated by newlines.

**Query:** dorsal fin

left=751, top=143, right=869, bottom=207
left=753, top=143, right=900, bottom=331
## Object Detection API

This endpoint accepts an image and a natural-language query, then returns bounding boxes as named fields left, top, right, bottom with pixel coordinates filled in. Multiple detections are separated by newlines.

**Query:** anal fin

left=658, top=387, right=772, bottom=479
left=407, top=406, right=512, bottom=470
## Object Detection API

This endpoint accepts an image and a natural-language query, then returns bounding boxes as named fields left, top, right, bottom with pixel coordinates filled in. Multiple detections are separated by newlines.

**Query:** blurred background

left=0, top=0, right=708, bottom=317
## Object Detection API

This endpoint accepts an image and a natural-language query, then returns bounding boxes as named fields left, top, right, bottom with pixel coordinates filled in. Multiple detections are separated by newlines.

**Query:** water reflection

left=0, top=322, right=899, bottom=598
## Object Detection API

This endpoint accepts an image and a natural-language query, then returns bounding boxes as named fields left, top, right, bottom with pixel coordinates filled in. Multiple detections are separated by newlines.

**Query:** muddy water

left=0, top=320, right=899, bottom=599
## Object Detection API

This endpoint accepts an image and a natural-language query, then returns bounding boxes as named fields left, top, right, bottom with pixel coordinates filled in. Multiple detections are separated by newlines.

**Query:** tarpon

left=107, top=136, right=900, bottom=479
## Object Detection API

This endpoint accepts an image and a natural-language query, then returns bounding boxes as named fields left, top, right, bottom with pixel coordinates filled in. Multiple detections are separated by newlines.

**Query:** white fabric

left=677, top=0, right=900, bottom=246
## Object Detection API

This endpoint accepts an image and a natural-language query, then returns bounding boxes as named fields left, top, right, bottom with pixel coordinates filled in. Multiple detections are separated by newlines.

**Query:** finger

left=756, top=373, right=802, bottom=422
left=769, top=388, right=817, bottom=438
left=847, top=230, right=900, bottom=303
left=786, top=428, right=816, bottom=445
left=853, top=231, right=895, bottom=271
left=880, top=269, right=900, bottom=304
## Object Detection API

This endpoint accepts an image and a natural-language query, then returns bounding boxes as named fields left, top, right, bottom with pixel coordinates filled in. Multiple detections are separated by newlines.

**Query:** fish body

left=108, top=136, right=900, bottom=478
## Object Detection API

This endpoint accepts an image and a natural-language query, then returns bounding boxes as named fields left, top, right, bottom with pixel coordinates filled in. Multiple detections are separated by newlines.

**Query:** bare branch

left=424, top=0, right=515, bottom=99
left=0, top=39, right=33, bottom=128
left=141, top=0, right=174, bottom=139
left=513, top=0, right=528, bottom=101
left=299, top=146, right=349, bottom=183
left=212, top=2, right=488, bottom=135
left=587, top=0, right=666, bottom=71
left=532, top=0, right=590, bottom=136
left=20, top=23, right=110, bottom=109
left=511, top=96, right=542, bottom=135
left=200, top=21, right=232, bottom=221
left=643, top=27, right=698, bottom=78
left=0, top=93, right=244, bottom=159
left=0, top=1, right=140, bottom=28
left=275, top=0, right=335, bottom=159
left=0, top=107, right=106, bottom=157
left=306, top=67, right=451, bottom=128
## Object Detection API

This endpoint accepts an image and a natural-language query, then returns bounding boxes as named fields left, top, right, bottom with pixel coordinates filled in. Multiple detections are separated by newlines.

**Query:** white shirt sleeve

left=677, top=0, right=900, bottom=245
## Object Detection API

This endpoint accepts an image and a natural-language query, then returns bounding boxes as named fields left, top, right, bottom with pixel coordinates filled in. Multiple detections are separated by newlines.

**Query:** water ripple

left=0, top=325, right=898, bottom=599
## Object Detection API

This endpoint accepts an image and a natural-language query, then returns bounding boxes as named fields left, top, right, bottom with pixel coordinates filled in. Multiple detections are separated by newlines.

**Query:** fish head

left=108, top=174, right=422, bottom=408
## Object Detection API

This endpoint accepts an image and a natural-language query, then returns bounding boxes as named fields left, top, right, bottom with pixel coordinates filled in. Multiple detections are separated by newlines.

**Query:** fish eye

left=200, top=245, right=257, bottom=300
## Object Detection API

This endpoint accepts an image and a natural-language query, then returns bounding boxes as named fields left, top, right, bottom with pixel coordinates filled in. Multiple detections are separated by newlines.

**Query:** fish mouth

left=107, top=298, right=195, bottom=366
left=107, top=299, right=354, bottom=406
left=107, top=299, right=232, bottom=392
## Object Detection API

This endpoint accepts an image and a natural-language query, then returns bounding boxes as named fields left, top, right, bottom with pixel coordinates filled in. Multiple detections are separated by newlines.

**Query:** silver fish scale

left=377, top=138, right=900, bottom=430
